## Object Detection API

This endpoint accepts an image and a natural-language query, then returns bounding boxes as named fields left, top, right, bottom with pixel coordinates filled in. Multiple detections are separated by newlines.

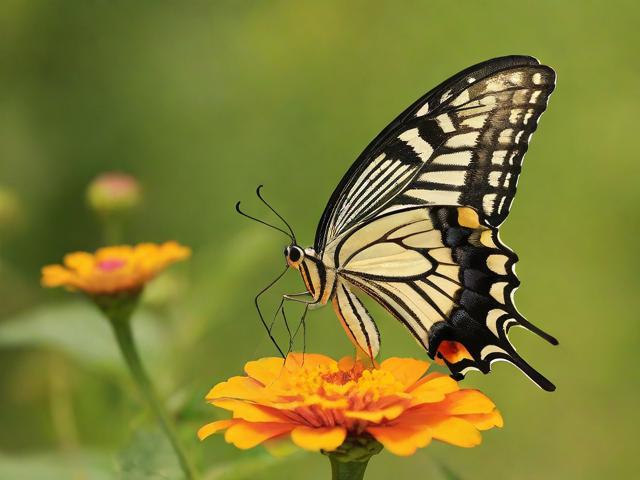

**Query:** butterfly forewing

left=315, top=56, right=555, bottom=252
left=398, top=64, right=555, bottom=227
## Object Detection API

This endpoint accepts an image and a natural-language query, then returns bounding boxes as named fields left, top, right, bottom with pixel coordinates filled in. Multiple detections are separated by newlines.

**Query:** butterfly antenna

left=235, top=201, right=293, bottom=241
left=255, top=265, right=290, bottom=358
left=256, top=185, right=296, bottom=243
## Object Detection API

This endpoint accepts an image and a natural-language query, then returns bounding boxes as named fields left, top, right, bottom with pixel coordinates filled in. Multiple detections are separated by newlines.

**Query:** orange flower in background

left=198, top=354, right=503, bottom=456
left=41, top=241, right=190, bottom=295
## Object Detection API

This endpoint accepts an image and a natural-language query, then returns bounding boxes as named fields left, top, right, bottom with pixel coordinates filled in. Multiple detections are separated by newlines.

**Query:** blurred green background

left=1, top=1, right=638, bottom=479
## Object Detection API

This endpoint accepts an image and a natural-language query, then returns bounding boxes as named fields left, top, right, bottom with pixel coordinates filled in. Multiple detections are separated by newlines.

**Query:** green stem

left=328, top=455, right=371, bottom=480
left=102, top=215, right=123, bottom=245
left=109, top=312, right=197, bottom=480
left=324, top=435, right=382, bottom=480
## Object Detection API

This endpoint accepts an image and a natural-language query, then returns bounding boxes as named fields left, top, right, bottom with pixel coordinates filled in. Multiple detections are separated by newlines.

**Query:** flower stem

left=328, top=455, right=371, bottom=480
left=109, top=310, right=197, bottom=480
left=324, top=435, right=382, bottom=480
left=102, top=215, right=124, bottom=245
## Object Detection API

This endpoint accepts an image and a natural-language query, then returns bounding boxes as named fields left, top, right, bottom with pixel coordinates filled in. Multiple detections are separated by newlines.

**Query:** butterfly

left=239, top=56, right=558, bottom=391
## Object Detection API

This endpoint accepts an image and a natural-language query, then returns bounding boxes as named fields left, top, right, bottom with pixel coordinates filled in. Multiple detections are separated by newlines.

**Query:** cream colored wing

left=332, top=281, right=380, bottom=359
left=332, top=205, right=557, bottom=391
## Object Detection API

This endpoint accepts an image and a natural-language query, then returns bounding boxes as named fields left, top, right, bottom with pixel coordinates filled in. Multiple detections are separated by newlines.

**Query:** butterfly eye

left=284, top=246, right=290, bottom=257
left=289, top=247, right=301, bottom=262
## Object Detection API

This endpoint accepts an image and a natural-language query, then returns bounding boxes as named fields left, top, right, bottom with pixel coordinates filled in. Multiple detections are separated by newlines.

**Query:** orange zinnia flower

left=198, top=354, right=503, bottom=456
left=41, top=242, right=191, bottom=295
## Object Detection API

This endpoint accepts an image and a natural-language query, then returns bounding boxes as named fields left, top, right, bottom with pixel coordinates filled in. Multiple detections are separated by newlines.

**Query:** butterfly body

left=279, top=56, right=558, bottom=391
left=285, top=245, right=336, bottom=305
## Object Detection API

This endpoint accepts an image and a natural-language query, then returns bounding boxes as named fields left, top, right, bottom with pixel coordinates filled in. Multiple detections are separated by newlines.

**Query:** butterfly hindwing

left=330, top=205, right=556, bottom=391
left=332, top=281, right=380, bottom=358
left=424, top=206, right=557, bottom=391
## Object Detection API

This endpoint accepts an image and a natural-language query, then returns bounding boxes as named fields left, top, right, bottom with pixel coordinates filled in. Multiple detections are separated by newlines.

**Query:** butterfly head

left=284, top=245, right=305, bottom=269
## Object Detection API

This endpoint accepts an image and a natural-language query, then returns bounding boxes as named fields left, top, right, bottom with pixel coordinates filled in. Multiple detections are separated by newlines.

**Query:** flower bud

left=87, top=172, right=141, bottom=215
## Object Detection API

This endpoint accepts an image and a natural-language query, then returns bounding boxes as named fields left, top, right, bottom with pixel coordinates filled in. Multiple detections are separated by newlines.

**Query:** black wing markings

left=335, top=205, right=557, bottom=391
left=315, top=55, right=555, bottom=251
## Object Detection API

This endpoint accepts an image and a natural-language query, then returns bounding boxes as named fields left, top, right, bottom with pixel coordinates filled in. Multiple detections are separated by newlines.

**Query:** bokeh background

left=1, top=1, right=638, bottom=479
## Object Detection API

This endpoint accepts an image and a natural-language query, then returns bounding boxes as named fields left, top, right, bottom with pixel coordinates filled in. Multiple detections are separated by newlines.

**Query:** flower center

left=97, top=258, right=126, bottom=271
left=287, top=363, right=404, bottom=403
left=321, top=364, right=364, bottom=385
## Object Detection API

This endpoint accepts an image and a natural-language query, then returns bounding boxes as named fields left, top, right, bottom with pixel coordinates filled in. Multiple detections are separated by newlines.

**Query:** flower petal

left=409, top=373, right=459, bottom=403
left=366, top=425, right=431, bottom=456
left=206, top=376, right=265, bottom=402
left=429, top=417, right=482, bottom=447
left=159, top=241, right=191, bottom=261
left=380, top=357, right=429, bottom=387
left=212, top=399, right=289, bottom=423
left=41, top=265, right=74, bottom=288
left=285, top=353, right=336, bottom=369
left=225, top=422, right=295, bottom=449
left=440, top=389, right=496, bottom=415
left=244, top=357, right=285, bottom=385
left=290, top=426, right=347, bottom=452
left=460, top=409, right=504, bottom=430
left=197, top=419, right=236, bottom=440
left=345, top=404, right=405, bottom=422
left=64, top=252, right=96, bottom=272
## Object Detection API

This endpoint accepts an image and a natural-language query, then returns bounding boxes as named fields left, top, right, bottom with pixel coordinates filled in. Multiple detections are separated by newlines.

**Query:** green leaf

left=0, top=301, right=164, bottom=370
left=117, top=428, right=182, bottom=480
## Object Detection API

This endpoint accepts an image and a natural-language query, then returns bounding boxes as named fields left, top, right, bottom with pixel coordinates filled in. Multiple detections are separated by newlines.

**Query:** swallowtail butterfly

left=240, top=56, right=558, bottom=391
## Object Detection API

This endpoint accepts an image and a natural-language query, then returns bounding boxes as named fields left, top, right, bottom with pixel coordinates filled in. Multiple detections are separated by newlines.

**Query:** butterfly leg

left=282, top=293, right=323, bottom=310
left=283, top=292, right=314, bottom=303
left=274, top=300, right=293, bottom=352
left=255, top=265, right=290, bottom=358
left=270, top=297, right=309, bottom=357
left=285, top=304, right=310, bottom=360
left=269, top=296, right=285, bottom=332
left=270, top=295, right=295, bottom=347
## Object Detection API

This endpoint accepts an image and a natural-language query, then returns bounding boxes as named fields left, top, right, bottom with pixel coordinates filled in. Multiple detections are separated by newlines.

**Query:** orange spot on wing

left=457, top=207, right=481, bottom=228
left=435, top=341, right=473, bottom=365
